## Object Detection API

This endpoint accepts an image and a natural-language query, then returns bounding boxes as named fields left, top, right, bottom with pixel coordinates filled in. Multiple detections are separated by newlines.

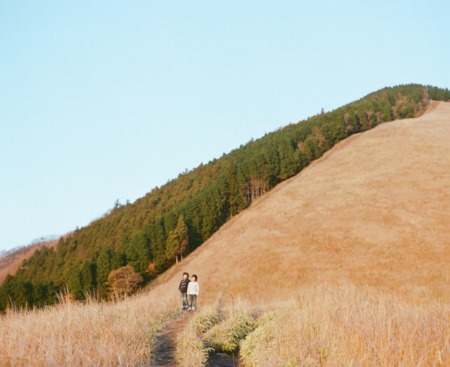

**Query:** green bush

left=240, top=311, right=281, bottom=366
left=176, top=305, right=219, bottom=367
left=203, top=309, right=256, bottom=353
left=190, top=305, right=220, bottom=336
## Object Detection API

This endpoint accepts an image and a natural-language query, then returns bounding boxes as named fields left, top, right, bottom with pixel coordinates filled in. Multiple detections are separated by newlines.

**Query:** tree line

left=1, top=84, right=448, bottom=311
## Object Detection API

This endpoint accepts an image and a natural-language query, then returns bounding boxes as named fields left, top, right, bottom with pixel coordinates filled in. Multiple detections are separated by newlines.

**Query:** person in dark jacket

left=178, top=272, right=190, bottom=310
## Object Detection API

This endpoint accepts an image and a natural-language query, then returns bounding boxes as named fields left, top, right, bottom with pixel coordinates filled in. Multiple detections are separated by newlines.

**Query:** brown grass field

left=0, top=294, right=178, bottom=366
left=1, top=102, right=449, bottom=366
left=238, top=283, right=449, bottom=366
left=150, top=101, right=450, bottom=304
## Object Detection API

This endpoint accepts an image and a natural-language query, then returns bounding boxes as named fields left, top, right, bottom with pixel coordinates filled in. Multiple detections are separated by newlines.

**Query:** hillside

left=148, top=101, right=450, bottom=303
left=0, top=239, right=59, bottom=283
left=1, top=100, right=449, bottom=367
left=1, top=84, right=449, bottom=310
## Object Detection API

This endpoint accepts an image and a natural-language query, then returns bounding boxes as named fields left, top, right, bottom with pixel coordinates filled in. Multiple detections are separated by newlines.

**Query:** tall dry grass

left=1, top=282, right=448, bottom=366
left=0, top=293, right=178, bottom=367
left=176, top=301, right=255, bottom=367
left=240, top=283, right=450, bottom=366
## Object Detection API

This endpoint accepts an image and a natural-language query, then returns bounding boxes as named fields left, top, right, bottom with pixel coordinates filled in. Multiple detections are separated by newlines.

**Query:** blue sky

left=1, top=1, right=449, bottom=252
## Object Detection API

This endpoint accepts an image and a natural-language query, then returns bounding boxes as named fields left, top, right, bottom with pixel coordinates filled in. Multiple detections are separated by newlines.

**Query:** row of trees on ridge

left=1, top=84, right=449, bottom=311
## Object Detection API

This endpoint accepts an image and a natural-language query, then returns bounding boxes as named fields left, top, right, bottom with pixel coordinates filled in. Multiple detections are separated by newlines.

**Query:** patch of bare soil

left=206, top=352, right=241, bottom=367
left=150, top=312, right=190, bottom=366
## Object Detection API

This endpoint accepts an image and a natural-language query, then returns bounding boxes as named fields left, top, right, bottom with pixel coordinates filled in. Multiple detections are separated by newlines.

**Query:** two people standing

left=178, top=272, right=199, bottom=311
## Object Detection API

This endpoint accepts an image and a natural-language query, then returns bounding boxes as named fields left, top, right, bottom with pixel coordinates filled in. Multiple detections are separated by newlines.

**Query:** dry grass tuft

left=176, top=327, right=209, bottom=367
left=189, top=304, right=220, bottom=336
left=203, top=304, right=256, bottom=354
left=176, top=301, right=256, bottom=366
left=0, top=294, right=178, bottom=366
left=176, top=305, right=220, bottom=367
left=240, top=283, right=450, bottom=366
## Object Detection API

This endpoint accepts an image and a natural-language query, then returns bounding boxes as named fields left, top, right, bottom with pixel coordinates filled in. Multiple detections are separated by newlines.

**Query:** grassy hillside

left=1, top=84, right=449, bottom=310
left=1, top=101, right=448, bottom=366
left=146, top=101, right=450, bottom=305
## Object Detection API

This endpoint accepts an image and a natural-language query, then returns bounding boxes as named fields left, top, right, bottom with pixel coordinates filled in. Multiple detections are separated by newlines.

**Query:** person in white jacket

left=187, top=274, right=199, bottom=310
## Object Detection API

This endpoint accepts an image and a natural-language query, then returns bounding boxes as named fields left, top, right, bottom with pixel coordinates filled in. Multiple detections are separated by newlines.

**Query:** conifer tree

left=165, top=215, right=189, bottom=263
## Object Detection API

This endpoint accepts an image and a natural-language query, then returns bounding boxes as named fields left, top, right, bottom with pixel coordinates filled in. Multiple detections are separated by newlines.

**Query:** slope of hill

left=1, top=84, right=449, bottom=310
left=0, top=239, right=59, bottom=283
left=1, top=101, right=449, bottom=367
left=148, top=101, right=450, bottom=303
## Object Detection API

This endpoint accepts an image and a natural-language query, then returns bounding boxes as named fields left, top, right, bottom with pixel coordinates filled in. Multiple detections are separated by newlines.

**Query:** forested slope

left=1, top=84, right=448, bottom=310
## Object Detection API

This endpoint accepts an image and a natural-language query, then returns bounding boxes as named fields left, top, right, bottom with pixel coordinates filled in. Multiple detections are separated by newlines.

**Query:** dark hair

left=183, top=272, right=189, bottom=277
left=192, top=274, right=197, bottom=281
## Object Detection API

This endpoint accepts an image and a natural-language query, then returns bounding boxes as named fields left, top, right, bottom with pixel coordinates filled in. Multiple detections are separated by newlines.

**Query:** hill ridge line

left=146, top=101, right=450, bottom=303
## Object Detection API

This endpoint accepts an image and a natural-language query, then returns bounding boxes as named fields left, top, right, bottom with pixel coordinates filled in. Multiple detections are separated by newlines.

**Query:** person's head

left=191, top=274, right=197, bottom=282
left=182, top=272, right=189, bottom=279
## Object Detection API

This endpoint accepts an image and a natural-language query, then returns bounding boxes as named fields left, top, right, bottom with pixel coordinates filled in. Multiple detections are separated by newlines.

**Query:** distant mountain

left=1, top=84, right=449, bottom=310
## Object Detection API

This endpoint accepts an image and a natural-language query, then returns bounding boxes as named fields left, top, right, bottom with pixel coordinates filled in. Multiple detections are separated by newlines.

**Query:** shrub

left=203, top=309, right=256, bottom=353
left=190, top=305, right=220, bottom=336
left=240, top=311, right=281, bottom=366
left=106, top=265, right=143, bottom=298
left=176, top=329, right=209, bottom=367
left=176, top=305, right=219, bottom=367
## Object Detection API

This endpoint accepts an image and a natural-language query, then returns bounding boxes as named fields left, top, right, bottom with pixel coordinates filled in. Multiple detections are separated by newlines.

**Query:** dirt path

left=206, top=352, right=241, bottom=367
left=150, top=312, right=190, bottom=366
left=150, top=311, right=241, bottom=367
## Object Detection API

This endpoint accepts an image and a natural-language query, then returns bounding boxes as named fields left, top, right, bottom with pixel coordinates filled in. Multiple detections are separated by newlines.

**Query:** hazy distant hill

left=0, top=235, right=69, bottom=284
left=0, top=240, right=55, bottom=283
left=1, top=84, right=449, bottom=310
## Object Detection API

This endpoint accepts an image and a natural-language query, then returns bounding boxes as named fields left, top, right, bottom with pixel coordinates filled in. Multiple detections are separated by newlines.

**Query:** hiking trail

left=150, top=310, right=241, bottom=367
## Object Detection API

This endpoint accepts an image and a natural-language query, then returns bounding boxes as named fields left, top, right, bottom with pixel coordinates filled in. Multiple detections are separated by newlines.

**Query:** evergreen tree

left=10, top=281, right=34, bottom=309
left=165, top=215, right=189, bottom=263
left=96, top=249, right=113, bottom=286
left=80, top=261, right=97, bottom=294
left=0, top=283, right=7, bottom=312
left=67, top=271, right=83, bottom=300
left=125, top=231, right=151, bottom=274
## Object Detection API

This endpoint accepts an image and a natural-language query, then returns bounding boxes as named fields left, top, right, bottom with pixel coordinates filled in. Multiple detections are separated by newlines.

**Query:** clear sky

left=1, top=1, right=449, bottom=253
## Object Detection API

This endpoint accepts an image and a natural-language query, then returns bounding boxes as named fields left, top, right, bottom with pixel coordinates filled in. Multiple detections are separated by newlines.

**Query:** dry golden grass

left=149, top=102, right=450, bottom=305
left=144, top=102, right=450, bottom=364
left=176, top=300, right=255, bottom=366
left=0, top=294, right=178, bottom=366
left=240, top=283, right=450, bottom=366
left=1, top=103, right=449, bottom=366
left=176, top=327, right=209, bottom=367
